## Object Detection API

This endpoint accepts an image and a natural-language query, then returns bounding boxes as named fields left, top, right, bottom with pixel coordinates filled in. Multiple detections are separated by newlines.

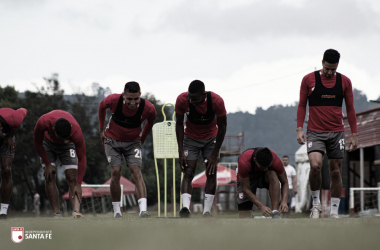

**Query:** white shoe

left=310, top=205, right=321, bottom=219
left=114, top=212, right=122, bottom=219
left=330, top=213, right=339, bottom=219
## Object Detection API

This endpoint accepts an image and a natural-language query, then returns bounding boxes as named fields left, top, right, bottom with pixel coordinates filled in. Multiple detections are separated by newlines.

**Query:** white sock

left=311, top=191, right=320, bottom=205
left=182, top=193, right=191, bottom=209
left=203, top=194, right=215, bottom=214
left=330, top=197, right=340, bottom=215
left=0, top=203, right=9, bottom=215
left=112, top=202, right=121, bottom=215
left=138, top=198, right=147, bottom=213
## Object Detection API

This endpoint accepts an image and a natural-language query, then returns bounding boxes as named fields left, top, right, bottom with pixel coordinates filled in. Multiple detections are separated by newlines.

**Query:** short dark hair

left=188, top=80, right=205, bottom=94
left=0, top=133, right=4, bottom=148
left=282, top=155, right=289, bottom=159
left=256, top=147, right=273, bottom=167
left=124, top=81, right=140, bottom=93
left=54, top=118, right=71, bottom=139
left=323, top=49, right=340, bottom=64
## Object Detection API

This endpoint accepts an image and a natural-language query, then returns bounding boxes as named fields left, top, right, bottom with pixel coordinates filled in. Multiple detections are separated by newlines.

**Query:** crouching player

left=0, top=107, right=28, bottom=219
left=34, top=110, right=86, bottom=218
left=237, top=147, right=289, bottom=218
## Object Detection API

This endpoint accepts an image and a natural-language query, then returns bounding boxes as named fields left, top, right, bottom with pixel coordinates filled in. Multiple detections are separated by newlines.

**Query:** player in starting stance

left=34, top=110, right=86, bottom=218
left=236, top=147, right=289, bottom=218
left=0, top=107, right=27, bottom=219
left=175, top=80, right=227, bottom=218
left=99, top=81, right=156, bottom=218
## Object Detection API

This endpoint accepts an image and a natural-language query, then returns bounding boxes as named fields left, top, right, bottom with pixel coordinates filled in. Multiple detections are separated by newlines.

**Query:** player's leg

left=104, top=137, right=123, bottom=218
left=0, top=157, right=13, bottom=218
left=237, top=179, right=256, bottom=218
left=326, top=131, right=345, bottom=218
left=307, top=131, right=326, bottom=218
left=264, top=170, right=281, bottom=218
left=285, top=189, right=294, bottom=217
left=202, top=136, right=218, bottom=216
left=64, top=169, right=82, bottom=217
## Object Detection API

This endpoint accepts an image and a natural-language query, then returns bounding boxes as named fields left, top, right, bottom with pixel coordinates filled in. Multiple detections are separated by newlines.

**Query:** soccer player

left=175, top=80, right=227, bottom=218
left=237, top=147, right=289, bottom=219
left=98, top=81, right=156, bottom=218
left=297, top=49, right=358, bottom=219
left=34, top=110, right=86, bottom=218
left=282, top=155, right=297, bottom=217
left=0, top=107, right=27, bottom=219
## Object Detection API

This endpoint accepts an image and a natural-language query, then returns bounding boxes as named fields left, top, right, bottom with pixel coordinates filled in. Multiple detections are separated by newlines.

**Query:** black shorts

left=40, top=139, right=78, bottom=171
left=236, top=174, right=270, bottom=211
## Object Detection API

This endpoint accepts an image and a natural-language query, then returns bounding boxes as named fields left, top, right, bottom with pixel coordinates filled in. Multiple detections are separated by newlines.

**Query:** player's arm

left=206, top=115, right=227, bottom=175
left=344, top=80, right=358, bottom=152
left=240, top=176, right=273, bottom=216
left=73, top=131, right=86, bottom=201
left=98, top=96, right=110, bottom=145
left=278, top=172, right=289, bottom=213
left=34, top=117, right=55, bottom=182
left=292, top=174, right=297, bottom=194
left=296, top=78, right=308, bottom=144
left=141, top=105, right=157, bottom=145
left=175, top=113, right=187, bottom=171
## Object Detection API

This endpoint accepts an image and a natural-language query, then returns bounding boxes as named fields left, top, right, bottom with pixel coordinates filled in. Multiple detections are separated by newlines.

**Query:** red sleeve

left=72, top=129, right=87, bottom=184
left=141, top=104, right=157, bottom=144
left=344, top=79, right=358, bottom=133
left=33, top=116, right=51, bottom=166
left=175, top=94, right=185, bottom=116
left=10, top=108, right=28, bottom=132
left=98, top=95, right=113, bottom=131
left=297, top=76, right=309, bottom=128
left=237, top=153, right=251, bottom=178
left=271, top=151, right=285, bottom=175
left=214, top=96, right=227, bottom=117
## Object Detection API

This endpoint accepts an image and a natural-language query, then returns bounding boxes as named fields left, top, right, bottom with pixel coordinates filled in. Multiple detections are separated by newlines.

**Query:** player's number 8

left=70, top=149, right=76, bottom=158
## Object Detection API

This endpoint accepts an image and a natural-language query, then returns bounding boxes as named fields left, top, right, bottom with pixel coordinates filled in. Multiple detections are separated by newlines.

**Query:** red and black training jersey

left=297, top=70, right=357, bottom=133
left=237, top=148, right=285, bottom=182
left=0, top=108, right=28, bottom=134
left=34, top=110, right=86, bottom=184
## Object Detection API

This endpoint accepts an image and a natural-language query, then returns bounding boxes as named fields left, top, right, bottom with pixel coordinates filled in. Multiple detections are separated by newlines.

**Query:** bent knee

left=330, top=169, right=341, bottom=180
left=1, top=167, right=12, bottom=179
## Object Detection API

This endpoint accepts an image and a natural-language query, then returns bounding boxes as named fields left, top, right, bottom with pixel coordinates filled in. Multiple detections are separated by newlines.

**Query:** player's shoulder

left=302, top=72, right=316, bottom=83
left=176, top=92, right=187, bottom=102
left=338, top=72, right=352, bottom=84
left=143, top=99, right=156, bottom=112
left=210, top=91, right=223, bottom=101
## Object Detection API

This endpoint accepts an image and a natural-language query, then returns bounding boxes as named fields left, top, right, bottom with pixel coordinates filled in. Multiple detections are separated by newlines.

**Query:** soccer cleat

left=114, top=212, right=122, bottom=219
left=202, top=212, right=213, bottom=218
left=310, top=205, right=322, bottom=219
left=53, top=213, right=62, bottom=218
left=179, top=207, right=191, bottom=218
left=330, top=213, right=339, bottom=219
left=272, top=210, right=281, bottom=219
left=72, top=211, right=83, bottom=219
left=0, top=214, right=7, bottom=220
left=139, top=211, right=151, bottom=218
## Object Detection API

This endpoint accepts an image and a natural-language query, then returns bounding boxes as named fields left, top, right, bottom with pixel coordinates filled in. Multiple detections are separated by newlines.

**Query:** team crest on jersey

left=11, top=227, right=24, bottom=243
left=308, top=142, right=312, bottom=148
left=108, top=156, right=111, bottom=162
left=239, top=193, right=244, bottom=200
left=184, top=150, right=188, bottom=156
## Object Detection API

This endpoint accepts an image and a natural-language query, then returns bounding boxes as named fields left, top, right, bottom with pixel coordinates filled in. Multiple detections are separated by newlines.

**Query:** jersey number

left=134, top=149, right=142, bottom=159
left=70, top=149, right=76, bottom=158
left=339, top=139, right=345, bottom=150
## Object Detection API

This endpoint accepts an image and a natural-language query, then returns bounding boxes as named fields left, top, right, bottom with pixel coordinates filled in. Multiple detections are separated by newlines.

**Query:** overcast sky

left=1, top=0, right=380, bottom=114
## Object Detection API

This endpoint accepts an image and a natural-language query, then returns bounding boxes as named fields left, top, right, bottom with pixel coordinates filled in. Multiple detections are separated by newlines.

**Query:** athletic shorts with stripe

left=40, top=139, right=78, bottom=171
left=307, top=130, right=345, bottom=159
left=236, top=174, right=270, bottom=211
left=104, top=137, right=142, bottom=167
left=183, top=136, right=217, bottom=160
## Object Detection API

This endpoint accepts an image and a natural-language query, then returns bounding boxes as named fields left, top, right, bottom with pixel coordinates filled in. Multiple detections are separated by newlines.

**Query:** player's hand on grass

left=44, top=164, right=56, bottom=182
left=5, top=135, right=16, bottom=155
left=179, top=152, right=188, bottom=173
left=296, top=129, right=306, bottom=145
left=205, top=154, right=218, bottom=175
left=260, top=205, right=273, bottom=217
left=348, top=134, right=358, bottom=152
left=278, top=201, right=288, bottom=213
left=72, top=183, right=82, bottom=203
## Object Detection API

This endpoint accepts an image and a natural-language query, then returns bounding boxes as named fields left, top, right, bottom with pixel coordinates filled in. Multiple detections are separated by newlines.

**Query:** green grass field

left=2, top=212, right=380, bottom=250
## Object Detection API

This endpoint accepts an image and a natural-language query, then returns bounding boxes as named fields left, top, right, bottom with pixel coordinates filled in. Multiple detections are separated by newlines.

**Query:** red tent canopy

left=62, top=182, right=95, bottom=200
left=92, top=176, right=135, bottom=196
left=192, top=165, right=237, bottom=188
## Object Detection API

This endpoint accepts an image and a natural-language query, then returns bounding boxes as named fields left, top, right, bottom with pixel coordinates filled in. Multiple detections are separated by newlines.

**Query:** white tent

left=295, top=144, right=311, bottom=213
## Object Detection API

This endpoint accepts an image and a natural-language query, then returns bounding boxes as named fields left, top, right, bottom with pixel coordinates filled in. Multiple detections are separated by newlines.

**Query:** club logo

left=11, top=227, right=24, bottom=243
left=184, top=150, right=188, bottom=156
left=308, top=142, right=312, bottom=148
left=108, top=156, right=111, bottom=162
left=239, top=193, right=244, bottom=199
